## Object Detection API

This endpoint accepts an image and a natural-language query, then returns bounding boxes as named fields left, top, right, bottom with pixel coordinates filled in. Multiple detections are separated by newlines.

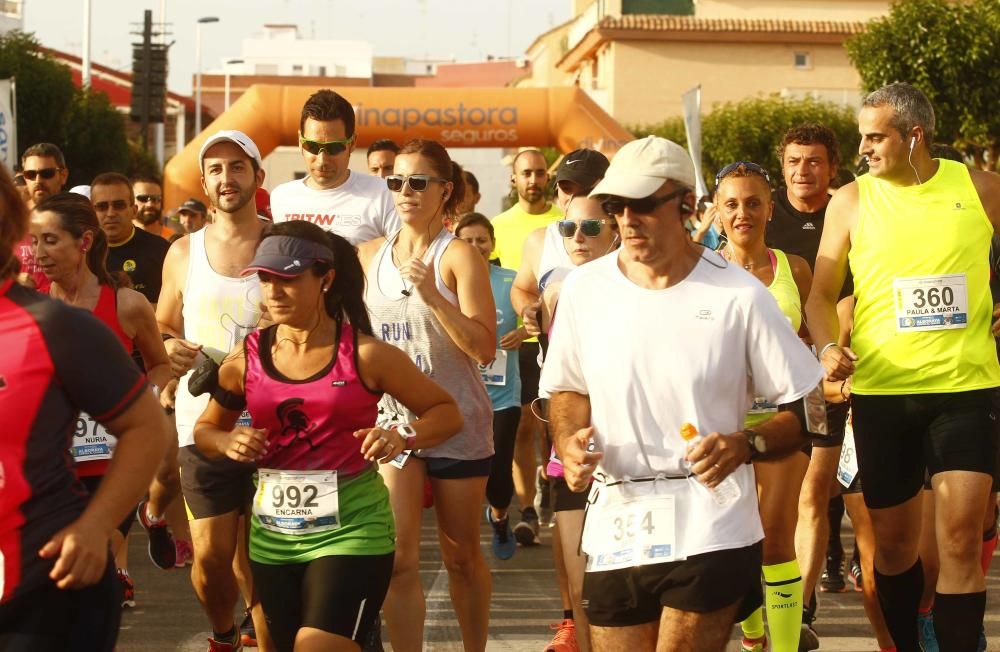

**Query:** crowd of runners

left=1, top=81, right=998, bottom=652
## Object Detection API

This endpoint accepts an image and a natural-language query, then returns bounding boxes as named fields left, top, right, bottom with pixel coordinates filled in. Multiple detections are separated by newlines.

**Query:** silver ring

left=377, top=435, right=387, bottom=444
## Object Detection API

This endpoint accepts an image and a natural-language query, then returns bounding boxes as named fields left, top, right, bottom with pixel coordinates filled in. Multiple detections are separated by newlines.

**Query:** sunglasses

left=298, top=134, right=353, bottom=156
left=557, top=219, right=611, bottom=238
left=93, top=199, right=130, bottom=212
left=385, top=174, right=449, bottom=193
left=136, top=194, right=162, bottom=203
left=601, top=187, right=688, bottom=217
left=23, top=167, right=63, bottom=181
left=714, top=161, right=771, bottom=187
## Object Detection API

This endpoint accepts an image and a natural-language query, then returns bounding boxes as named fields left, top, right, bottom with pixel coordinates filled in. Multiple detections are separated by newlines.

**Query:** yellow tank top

left=850, top=159, right=1000, bottom=394
left=746, top=248, right=801, bottom=426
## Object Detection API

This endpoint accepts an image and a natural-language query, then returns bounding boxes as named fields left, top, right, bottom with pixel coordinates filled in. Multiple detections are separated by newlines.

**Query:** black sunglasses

left=298, top=134, right=353, bottom=156
left=136, top=194, right=162, bottom=203
left=93, top=199, right=130, bottom=212
left=23, top=167, right=63, bottom=181
left=714, top=161, right=771, bottom=187
left=601, top=187, right=688, bottom=217
left=557, top=219, right=611, bottom=238
left=386, top=174, right=448, bottom=193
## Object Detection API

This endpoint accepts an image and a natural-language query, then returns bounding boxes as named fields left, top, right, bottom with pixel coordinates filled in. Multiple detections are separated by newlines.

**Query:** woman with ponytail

left=194, top=220, right=462, bottom=652
left=29, top=191, right=173, bottom=601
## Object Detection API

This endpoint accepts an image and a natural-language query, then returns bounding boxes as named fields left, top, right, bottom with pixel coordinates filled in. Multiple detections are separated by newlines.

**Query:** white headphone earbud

left=910, top=136, right=916, bottom=152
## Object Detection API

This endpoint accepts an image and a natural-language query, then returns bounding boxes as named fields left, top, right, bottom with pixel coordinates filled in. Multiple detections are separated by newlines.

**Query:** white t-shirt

left=539, top=250, right=823, bottom=559
left=270, top=172, right=400, bottom=245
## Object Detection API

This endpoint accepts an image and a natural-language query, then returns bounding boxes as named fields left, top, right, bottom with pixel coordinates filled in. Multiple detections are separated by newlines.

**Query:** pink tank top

left=244, top=321, right=382, bottom=475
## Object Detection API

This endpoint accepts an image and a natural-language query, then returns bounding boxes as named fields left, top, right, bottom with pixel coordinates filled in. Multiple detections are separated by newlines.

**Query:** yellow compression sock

left=740, top=605, right=766, bottom=640
left=762, top=559, right=803, bottom=652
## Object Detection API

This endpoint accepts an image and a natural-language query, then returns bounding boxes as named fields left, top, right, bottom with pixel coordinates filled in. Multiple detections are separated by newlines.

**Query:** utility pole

left=130, top=10, right=169, bottom=152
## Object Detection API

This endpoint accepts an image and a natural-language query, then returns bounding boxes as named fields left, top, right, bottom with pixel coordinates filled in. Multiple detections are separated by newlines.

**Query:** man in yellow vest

left=807, top=82, right=1000, bottom=652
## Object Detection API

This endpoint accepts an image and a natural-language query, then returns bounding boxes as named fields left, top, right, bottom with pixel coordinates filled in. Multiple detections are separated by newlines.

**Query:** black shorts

left=812, top=400, right=849, bottom=449
left=583, top=542, right=763, bottom=627
left=80, top=475, right=137, bottom=537
left=179, top=444, right=255, bottom=520
left=0, top=556, right=119, bottom=652
left=252, top=553, right=393, bottom=651
left=419, top=455, right=493, bottom=480
left=852, top=389, right=1000, bottom=509
left=551, top=476, right=589, bottom=512
left=519, top=342, right=541, bottom=404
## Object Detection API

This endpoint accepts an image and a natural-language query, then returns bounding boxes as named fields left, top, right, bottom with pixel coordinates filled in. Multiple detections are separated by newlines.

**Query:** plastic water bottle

left=680, top=423, right=742, bottom=507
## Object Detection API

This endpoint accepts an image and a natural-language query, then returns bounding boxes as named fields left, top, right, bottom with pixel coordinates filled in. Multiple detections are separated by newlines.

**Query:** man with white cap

left=539, top=136, right=825, bottom=650
left=156, top=129, right=272, bottom=651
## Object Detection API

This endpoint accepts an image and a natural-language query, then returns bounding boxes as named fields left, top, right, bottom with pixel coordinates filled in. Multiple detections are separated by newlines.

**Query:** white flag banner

left=0, top=79, right=16, bottom=173
left=680, top=85, right=707, bottom=199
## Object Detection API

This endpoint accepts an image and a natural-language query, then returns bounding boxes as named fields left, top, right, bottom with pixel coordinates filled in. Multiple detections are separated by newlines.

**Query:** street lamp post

left=194, top=16, right=219, bottom=135
left=224, top=58, right=245, bottom=111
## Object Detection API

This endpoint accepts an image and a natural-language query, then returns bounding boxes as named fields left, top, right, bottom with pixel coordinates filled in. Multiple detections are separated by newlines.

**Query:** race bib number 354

left=583, top=493, right=678, bottom=572
left=253, top=469, right=340, bottom=535
left=894, top=274, right=968, bottom=332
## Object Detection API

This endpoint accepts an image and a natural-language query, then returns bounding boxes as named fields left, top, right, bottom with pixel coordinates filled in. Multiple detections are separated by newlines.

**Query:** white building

left=223, top=24, right=373, bottom=79
left=0, top=0, right=23, bottom=35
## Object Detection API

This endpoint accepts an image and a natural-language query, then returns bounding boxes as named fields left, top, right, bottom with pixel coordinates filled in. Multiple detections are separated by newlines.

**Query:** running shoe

left=799, top=592, right=819, bottom=651
left=740, top=635, right=769, bottom=652
left=174, top=539, right=194, bottom=568
left=206, top=632, right=242, bottom=652
left=543, top=619, right=579, bottom=652
left=239, top=610, right=257, bottom=648
left=917, top=611, right=939, bottom=652
left=136, top=499, right=176, bottom=569
left=118, top=569, right=135, bottom=609
left=362, top=612, right=384, bottom=652
left=978, top=626, right=987, bottom=652
left=848, top=555, right=863, bottom=591
left=486, top=505, right=516, bottom=560
left=513, top=506, right=540, bottom=546
left=535, top=465, right=554, bottom=528
left=819, top=555, right=846, bottom=592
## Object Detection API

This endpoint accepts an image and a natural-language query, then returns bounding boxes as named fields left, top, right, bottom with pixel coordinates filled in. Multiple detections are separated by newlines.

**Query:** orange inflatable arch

left=163, top=85, right=633, bottom=209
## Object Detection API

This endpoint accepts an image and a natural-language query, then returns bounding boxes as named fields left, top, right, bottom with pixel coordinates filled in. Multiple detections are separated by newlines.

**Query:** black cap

left=177, top=198, right=207, bottom=215
left=555, top=149, right=611, bottom=190
left=242, top=236, right=335, bottom=278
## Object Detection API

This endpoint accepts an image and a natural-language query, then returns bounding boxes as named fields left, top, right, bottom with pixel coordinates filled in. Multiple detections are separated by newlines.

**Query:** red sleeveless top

left=245, top=321, right=382, bottom=475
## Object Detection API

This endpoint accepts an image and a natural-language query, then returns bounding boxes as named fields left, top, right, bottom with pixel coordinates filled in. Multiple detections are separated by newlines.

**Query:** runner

left=454, top=212, right=524, bottom=561
left=29, top=191, right=175, bottom=604
left=493, top=148, right=563, bottom=544
left=270, top=89, right=399, bottom=245
left=713, top=162, right=814, bottom=652
left=367, top=138, right=399, bottom=179
left=541, top=136, right=824, bottom=651
left=455, top=170, right=482, bottom=218
left=177, top=198, right=210, bottom=235
left=536, top=194, right=620, bottom=652
left=0, top=164, right=171, bottom=651
left=157, top=130, right=273, bottom=652
left=132, top=175, right=178, bottom=241
left=15, top=143, right=69, bottom=290
left=806, top=82, right=1000, bottom=652
left=358, top=138, right=496, bottom=651
left=193, top=221, right=462, bottom=652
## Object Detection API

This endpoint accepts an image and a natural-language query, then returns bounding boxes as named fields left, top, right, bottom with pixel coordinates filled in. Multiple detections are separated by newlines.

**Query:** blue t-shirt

left=481, top=264, right=521, bottom=411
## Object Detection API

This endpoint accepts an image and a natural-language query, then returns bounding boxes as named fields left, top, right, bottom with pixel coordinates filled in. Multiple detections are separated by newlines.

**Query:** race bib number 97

left=69, top=413, right=116, bottom=463
left=894, top=274, right=968, bottom=332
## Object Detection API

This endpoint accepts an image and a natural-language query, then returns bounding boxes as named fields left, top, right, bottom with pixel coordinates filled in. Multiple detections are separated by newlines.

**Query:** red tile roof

left=597, top=14, right=865, bottom=35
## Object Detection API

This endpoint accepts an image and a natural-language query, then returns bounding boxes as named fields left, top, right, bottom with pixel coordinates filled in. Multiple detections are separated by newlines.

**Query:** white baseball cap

left=589, top=136, right=696, bottom=199
left=198, top=130, right=263, bottom=169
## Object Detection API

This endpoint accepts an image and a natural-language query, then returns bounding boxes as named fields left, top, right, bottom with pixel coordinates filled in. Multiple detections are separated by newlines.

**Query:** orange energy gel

left=680, top=423, right=699, bottom=441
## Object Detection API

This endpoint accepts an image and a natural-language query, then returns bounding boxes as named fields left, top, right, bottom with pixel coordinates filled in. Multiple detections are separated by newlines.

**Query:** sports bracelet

left=819, top=342, right=840, bottom=358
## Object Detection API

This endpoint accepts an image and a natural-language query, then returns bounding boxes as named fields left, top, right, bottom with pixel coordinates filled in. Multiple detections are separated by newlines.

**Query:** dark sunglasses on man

left=600, top=186, right=688, bottom=217
left=557, top=218, right=612, bottom=238
left=298, top=134, right=353, bottom=157
left=385, top=174, right=448, bottom=193
left=23, top=167, right=63, bottom=181
left=136, top=194, right=162, bottom=203
left=94, top=199, right=130, bottom=212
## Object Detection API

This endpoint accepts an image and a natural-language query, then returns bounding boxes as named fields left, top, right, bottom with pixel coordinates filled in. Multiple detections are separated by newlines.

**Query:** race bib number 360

left=583, top=494, right=677, bottom=572
left=253, top=469, right=340, bottom=535
left=894, top=274, right=968, bottom=332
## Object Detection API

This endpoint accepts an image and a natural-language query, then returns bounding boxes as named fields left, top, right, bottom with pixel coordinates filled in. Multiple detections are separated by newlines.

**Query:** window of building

left=292, top=64, right=303, bottom=74
left=318, top=65, right=326, bottom=76
left=294, top=172, right=307, bottom=180
left=794, top=52, right=811, bottom=70
left=622, top=0, right=694, bottom=15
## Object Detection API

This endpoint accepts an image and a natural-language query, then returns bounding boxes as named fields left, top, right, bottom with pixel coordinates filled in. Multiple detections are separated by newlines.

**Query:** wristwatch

left=394, top=424, right=418, bottom=451
left=742, top=428, right=766, bottom=462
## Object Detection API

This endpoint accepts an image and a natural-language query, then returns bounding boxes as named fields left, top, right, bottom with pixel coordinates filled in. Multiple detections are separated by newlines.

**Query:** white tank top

left=175, top=228, right=263, bottom=447
left=365, top=228, right=494, bottom=461
left=537, top=222, right=572, bottom=284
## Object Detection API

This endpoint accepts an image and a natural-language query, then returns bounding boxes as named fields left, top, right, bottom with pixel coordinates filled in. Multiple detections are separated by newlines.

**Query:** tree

left=632, top=95, right=859, bottom=190
left=845, top=0, right=1000, bottom=170
left=0, top=30, right=75, bottom=161
left=62, top=89, right=130, bottom=187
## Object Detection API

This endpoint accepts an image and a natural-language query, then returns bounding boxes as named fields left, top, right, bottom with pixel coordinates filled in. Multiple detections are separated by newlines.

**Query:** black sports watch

left=742, top=428, right=766, bottom=463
